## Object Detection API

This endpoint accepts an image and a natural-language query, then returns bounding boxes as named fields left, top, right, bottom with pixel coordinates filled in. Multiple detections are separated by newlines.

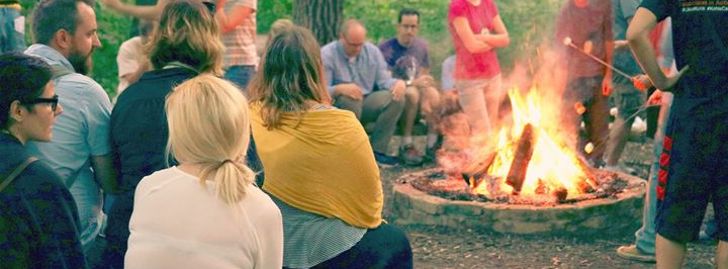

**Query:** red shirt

left=448, top=0, right=501, bottom=80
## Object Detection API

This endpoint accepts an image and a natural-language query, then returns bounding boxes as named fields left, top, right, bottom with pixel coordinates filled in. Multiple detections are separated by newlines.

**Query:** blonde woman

left=125, top=74, right=283, bottom=269
left=249, top=26, right=412, bottom=269
left=103, top=0, right=227, bottom=266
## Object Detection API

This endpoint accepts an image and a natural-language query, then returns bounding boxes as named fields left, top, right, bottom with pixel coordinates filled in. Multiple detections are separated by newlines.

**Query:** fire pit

left=392, top=168, right=644, bottom=236
left=391, top=88, right=645, bottom=235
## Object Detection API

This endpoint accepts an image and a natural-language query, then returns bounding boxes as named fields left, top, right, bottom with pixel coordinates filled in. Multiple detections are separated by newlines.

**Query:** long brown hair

left=147, top=0, right=224, bottom=75
left=248, top=26, right=331, bottom=129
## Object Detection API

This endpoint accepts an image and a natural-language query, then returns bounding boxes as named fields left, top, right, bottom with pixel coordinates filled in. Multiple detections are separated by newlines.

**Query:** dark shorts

left=655, top=98, right=728, bottom=243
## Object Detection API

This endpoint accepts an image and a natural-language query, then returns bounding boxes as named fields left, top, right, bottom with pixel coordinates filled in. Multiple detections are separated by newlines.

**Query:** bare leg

left=717, top=240, right=728, bottom=269
left=420, top=86, right=441, bottom=133
left=656, top=234, right=686, bottom=269
left=605, top=116, right=632, bottom=166
left=400, top=86, right=420, bottom=140
left=483, top=75, right=503, bottom=129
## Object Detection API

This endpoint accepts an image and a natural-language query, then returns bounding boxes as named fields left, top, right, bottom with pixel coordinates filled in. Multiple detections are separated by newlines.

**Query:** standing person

left=0, top=52, right=85, bottom=269
left=125, top=74, right=283, bottom=269
left=216, top=0, right=257, bottom=90
left=626, top=1, right=727, bottom=268
left=604, top=0, right=646, bottom=171
left=554, top=0, right=613, bottom=167
left=379, top=8, right=441, bottom=165
left=25, top=0, right=117, bottom=255
left=448, top=0, right=510, bottom=138
left=616, top=18, right=676, bottom=264
left=250, top=25, right=413, bottom=269
left=0, top=0, right=25, bottom=53
left=321, top=19, right=407, bottom=167
left=104, top=0, right=225, bottom=267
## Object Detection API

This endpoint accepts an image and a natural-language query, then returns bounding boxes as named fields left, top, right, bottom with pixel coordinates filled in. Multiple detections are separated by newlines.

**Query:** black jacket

left=0, top=133, right=87, bottom=269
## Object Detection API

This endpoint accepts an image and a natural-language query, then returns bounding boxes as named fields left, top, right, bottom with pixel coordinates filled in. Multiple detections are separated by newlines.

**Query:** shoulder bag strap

left=0, top=157, right=39, bottom=192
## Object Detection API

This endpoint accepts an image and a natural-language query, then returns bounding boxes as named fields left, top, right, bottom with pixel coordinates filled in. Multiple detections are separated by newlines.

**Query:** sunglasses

left=23, top=95, right=59, bottom=112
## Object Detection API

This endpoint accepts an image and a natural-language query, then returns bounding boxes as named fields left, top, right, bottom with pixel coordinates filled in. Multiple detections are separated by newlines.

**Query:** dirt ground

left=381, top=141, right=718, bottom=269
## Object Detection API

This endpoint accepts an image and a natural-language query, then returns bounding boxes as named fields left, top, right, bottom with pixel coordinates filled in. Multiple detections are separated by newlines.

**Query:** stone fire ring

left=392, top=169, right=646, bottom=236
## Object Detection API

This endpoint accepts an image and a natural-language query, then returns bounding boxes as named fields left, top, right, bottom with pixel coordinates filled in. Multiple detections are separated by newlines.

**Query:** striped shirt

left=221, top=0, right=258, bottom=68
left=271, top=196, right=365, bottom=268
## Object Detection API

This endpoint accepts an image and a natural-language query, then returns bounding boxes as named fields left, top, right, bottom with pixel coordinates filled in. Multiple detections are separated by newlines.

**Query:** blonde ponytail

left=166, top=74, right=254, bottom=204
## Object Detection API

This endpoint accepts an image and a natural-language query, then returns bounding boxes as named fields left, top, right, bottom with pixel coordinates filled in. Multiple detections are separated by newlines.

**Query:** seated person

left=104, top=0, right=227, bottom=266
left=249, top=26, right=413, bottom=269
left=125, top=74, right=283, bottom=268
left=115, top=19, right=154, bottom=100
left=379, top=8, right=441, bottom=164
left=321, top=19, right=407, bottom=168
left=0, top=52, right=85, bottom=268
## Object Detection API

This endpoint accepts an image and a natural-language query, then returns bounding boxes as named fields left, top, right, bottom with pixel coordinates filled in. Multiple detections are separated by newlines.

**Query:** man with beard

left=24, top=0, right=118, bottom=260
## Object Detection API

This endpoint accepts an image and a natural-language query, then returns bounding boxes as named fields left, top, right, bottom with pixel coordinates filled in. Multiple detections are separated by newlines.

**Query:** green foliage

left=94, top=6, right=133, bottom=97
left=497, top=0, right=564, bottom=72
left=257, top=1, right=293, bottom=34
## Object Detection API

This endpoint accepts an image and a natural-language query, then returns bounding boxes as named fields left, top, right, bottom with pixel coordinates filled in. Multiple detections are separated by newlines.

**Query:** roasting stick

left=584, top=102, right=662, bottom=156
left=562, top=37, right=633, bottom=81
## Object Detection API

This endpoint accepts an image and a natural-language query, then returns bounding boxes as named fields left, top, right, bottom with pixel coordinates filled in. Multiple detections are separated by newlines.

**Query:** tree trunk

left=293, top=0, right=344, bottom=45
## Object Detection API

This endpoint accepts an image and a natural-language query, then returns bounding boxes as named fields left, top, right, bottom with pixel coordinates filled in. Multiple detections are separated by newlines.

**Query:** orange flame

left=471, top=87, right=594, bottom=199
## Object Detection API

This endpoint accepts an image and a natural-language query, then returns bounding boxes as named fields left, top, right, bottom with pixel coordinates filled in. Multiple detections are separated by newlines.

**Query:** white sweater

left=125, top=167, right=283, bottom=269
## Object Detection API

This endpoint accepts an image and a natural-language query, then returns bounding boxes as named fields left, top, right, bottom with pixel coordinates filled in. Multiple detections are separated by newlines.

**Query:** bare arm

left=475, top=15, right=510, bottom=48
left=91, top=154, right=119, bottom=194
left=626, top=8, right=687, bottom=91
left=452, top=17, right=492, bottom=53
left=101, top=0, right=168, bottom=21
left=215, top=1, right=254, bottom=33
left=120, top=60, right=150, bottom=87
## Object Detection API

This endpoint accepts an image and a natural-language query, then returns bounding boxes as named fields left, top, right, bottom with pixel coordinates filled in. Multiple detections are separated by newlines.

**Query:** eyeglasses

left=399, top=24, right=418, bottom=30
left=23, top=95, right=59, bottom=112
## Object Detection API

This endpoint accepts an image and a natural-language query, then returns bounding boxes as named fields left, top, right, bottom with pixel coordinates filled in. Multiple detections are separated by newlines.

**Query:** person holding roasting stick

left=554, top=0, right=612, bottom=168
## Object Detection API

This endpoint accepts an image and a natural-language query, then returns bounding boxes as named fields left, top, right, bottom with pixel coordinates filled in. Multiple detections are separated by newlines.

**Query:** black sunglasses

left=23, top=95, right=59, bottom=112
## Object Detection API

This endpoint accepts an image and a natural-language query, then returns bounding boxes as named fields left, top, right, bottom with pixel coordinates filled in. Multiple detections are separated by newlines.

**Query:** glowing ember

left=441, top=87, right=597, bottom=201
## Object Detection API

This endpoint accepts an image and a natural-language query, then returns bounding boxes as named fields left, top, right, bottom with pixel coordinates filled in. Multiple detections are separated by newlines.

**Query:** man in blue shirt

left=321, top=19, right=406, bottom=167
left=24, top=0, right=117, bottom=257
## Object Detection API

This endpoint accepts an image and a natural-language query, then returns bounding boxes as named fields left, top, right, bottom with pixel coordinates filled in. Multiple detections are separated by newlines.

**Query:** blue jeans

left=0, top=8, right=25, bottom=53
left=634, top=93, right=673, bottom=254
left=224, top=65, right=256, bottom=94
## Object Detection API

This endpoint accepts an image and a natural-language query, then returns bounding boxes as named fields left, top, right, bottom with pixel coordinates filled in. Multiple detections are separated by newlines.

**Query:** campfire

left=434, top=87, right=628, bottom=205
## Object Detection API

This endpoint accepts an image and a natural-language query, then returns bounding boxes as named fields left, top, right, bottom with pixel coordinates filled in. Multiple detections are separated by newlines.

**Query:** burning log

left=552, top=187, right=568, bottom=202
left=461, top=151, right=497, bottom=189
left=575, top=156, right=598, bottom=193
left=506, top=124, right=537, bottom=194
